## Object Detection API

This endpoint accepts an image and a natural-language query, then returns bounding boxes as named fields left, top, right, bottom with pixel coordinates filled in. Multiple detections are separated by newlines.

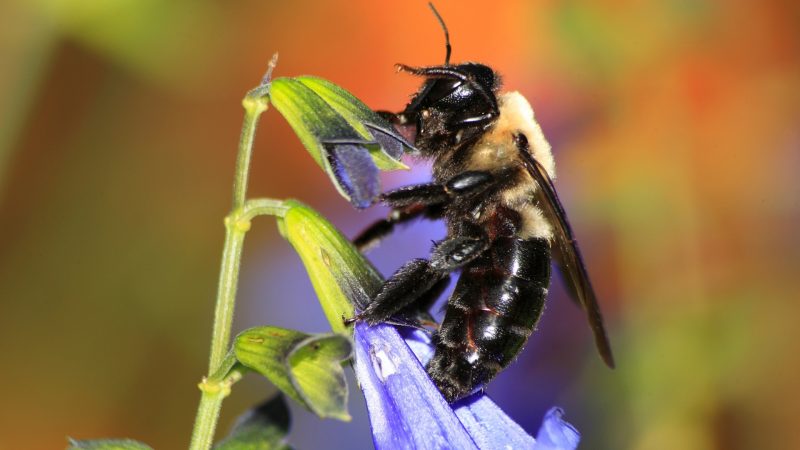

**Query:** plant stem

left=189, top=54, right=281, bottom=450
left=191, top=392, right=224, bottom=450
left=191, top=368, right=244, bottom=450
left=206, top=219, right=248, bottom=373
left=206, top=199, right=288, bottom=373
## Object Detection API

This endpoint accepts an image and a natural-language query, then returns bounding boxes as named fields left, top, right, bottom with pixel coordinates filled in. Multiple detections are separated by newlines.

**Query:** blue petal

left=353, top=323, right=478, bottom=450
left=401, top=329, right=537, bottom=449
left=534, top=408, right=581, bottom=450
left=355, top=323, right=581, bottom=450
left=453, top=394, right=537, bottom=449
left=326, top=144, right=380, bottom=209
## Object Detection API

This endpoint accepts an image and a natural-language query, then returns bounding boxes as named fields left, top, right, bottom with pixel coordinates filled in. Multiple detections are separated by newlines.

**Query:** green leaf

left=66, top=438, right=152, bottom=450
left=214, top=395, right=293, bottom=450
left=278, top=200, right=383, bottom=333
left=234, top=326, right=353, bottom=421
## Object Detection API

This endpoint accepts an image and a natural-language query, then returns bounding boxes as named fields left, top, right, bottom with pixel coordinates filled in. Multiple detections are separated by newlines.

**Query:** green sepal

left=66, top=438, right=152, bottom=450
left=269, top=76, right=410, bottom=206
left=278, top=200, right=382, bottom=333
left=234, top=326, right=352, bottom=421
left=295, top=76, right=411, bottom=171
left=270, top=77, right=360, bottom=169
left=214, top=395, right=293, bottom=450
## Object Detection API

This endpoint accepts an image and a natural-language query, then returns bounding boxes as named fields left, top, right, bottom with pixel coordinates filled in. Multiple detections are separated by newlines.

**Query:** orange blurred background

left=1, top=1, right=798, bottom=449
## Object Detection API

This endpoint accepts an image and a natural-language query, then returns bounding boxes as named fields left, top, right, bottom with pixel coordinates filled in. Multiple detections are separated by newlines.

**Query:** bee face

left=401, top=63, right=501, bottom=155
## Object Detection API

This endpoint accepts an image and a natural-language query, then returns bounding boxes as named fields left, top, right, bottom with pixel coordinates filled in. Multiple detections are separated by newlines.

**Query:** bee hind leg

left=350, top=233, right=489, bottom=326
left=379, top=274, right=451, bottom=332
left=349, top=258, right=443, bottom=326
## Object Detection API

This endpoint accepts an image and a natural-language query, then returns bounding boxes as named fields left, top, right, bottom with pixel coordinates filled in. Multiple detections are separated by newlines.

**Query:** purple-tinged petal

left=326, top=144, right=380, bottom=209
left=401, top=329, right=537, bottom=449
left=534, top=408, right=580, bottom=450
left=357, top=324, right=582, bottom=450
left=452, top=394, right=537, bottom=449
left=353, top=322, right=478, bottom=450
left=399, top=328, right=435, bottom=363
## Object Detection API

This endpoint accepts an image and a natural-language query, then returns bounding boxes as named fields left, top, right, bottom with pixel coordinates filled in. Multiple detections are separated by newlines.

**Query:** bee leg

left=429, top=234, right=490, bottom=272
left=353, top=178, right=463, bottom=252
left=353, top=233, right=490, bottom=325
left=353, top=204, right=444, bottom=252
left=444, top=171, right=495, bottom=196
left=381, top=183, right=449, bottom=208
left=352, top=258, right=445, bottom=325
left=382, top=171, right=496, bottom=209
left=381, top=275, right=451, bottom=332
left=355, top=170, right=496, bottom=251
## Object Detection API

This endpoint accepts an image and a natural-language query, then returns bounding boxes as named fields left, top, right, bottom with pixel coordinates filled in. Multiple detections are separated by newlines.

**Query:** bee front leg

left=352, top=179, right=458, bottom=252
left=392, top=274, right=451, bottom=330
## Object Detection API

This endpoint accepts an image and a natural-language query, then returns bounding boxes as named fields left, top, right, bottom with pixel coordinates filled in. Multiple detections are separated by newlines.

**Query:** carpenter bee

left=348, top=3, right=614, bottom=402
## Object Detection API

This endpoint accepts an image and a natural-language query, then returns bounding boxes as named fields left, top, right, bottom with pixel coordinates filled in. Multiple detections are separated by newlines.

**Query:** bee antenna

left=428, top=2, right=451, bottom=65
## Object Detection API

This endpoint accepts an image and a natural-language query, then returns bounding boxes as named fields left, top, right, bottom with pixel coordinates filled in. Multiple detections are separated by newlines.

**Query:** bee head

left=399, top=63, right=501, bottom=155
left=393, top=4, right=501, bottom=156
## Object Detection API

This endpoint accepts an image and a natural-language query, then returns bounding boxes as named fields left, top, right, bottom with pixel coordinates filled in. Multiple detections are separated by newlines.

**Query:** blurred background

left=1, top=0, right=798, bottom=448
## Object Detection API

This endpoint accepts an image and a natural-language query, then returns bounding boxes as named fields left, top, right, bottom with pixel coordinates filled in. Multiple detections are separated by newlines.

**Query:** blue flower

left=353, top=322, right=580, bottom=450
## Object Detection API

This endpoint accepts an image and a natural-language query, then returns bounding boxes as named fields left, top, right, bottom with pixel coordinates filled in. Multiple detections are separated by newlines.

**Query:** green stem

left=205, top=198, right=288, bottom=373
left=189, top=54, right=281, bottom=450
left=191, top=368, right=244, bottom=450
left=243, top=198, right=291, bottom=222
left=206, top=219, right=247, bottom=372
left=231, top=52, right=278, bottom=210
left=191, top=392, right=224, bottom=450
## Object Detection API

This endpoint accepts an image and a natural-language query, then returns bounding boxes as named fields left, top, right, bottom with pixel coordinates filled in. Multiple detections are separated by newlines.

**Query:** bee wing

left=519, top=151, right=615, bottom=368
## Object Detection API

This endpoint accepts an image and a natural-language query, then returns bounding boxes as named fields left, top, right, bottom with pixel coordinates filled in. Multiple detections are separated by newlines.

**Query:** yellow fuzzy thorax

left=467, top=91, right=556, bottom=179
left=465, top=92, right=556, bottom=240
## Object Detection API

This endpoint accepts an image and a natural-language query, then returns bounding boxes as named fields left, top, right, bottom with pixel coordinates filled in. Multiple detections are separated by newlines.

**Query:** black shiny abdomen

left=426, top=235, right=551, bottom=402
